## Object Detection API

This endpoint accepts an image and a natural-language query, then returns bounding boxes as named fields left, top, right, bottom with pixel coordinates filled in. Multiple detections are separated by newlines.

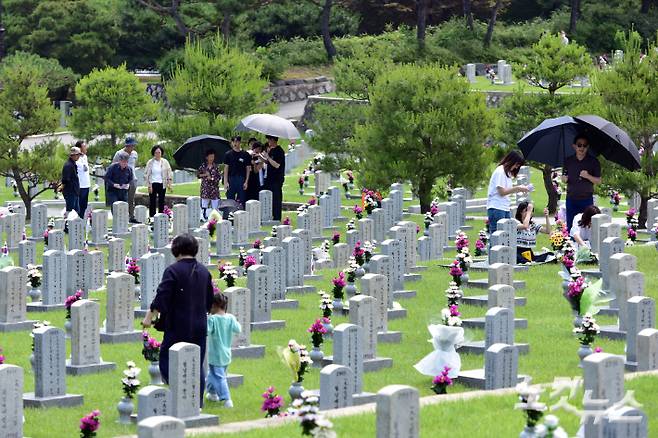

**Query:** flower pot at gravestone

left=577, top=344, right=593, bottom=368
left=355, top=267, right=365, bottom=278
left=322, top=321, right=333, bottom=336
left=460, top=272, right=469, bottom=284
left=117, top=397, right=134, bottom=424
left=149, top=361, right=163, bottom=385
left=64, top=319, right=72, bottom=339
left=519, top=425, right=547, bottom=438
left=29, top=352, right=35, bottom=371
left=310, top=347, right=324, bottom=367
left=572, top=311, right=583, bottom=329
left=345, top=281, right=357, bottom=297
left=134, top=285, right=141, bottom=301
left=362, top=261, right=370, bottom=273
left=288, top=381, right=304, bottom=400
left=332, top=300, right=343, bottom=312
left=29, top=287, right=41, bottom=302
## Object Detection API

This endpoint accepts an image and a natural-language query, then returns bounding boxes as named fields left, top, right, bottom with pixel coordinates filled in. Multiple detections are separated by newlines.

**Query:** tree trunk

left=541, top=164, right=559, bottom=215
left=11, top=167, right=33, bottom=220
left=640, top=0, right=651, bottom=13
left=639, top=194, right=649, bottom=230
left=569, top=0, right=580, bottom=34
left=221, top=13, right=231, bottom=41
left=463, top=0, right=473, bottom=31
left=417, top=179, right=433, bottom=214
left=483, top=0, right=502, bottom=48
left=416, top=0, right=429, bottom=52
left=320, top=0, right=337, bottom=62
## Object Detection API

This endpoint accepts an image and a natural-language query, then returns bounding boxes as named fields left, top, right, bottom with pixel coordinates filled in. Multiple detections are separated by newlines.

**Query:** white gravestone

left=66, top=249, right=89, bottom=298
left=36, top=250, right=67, bottom=308
left=30, top=203, right=48, bottom=240
left=18, top=239, right=36, bottom=268
left=171, top=204, right=187, bottom=238
left=152, top=213, right=169, bottom=249
left=232, top=210, right=249, bottom=246
left=0, top=364, right=23, bottom=438
left=137, top=253, right=165, bottom=316
left=485, top=343, right=519, bottom=390
left=625, top=296, right=655, bottom=366
left=215, top=219, right=232, bottom=257
left=319, top=364, right=354, bottom=411
left=637, top=328, right=658, bottom=371
left=225, top=286, right=265, bottom=359
left=259, top=190, right=273, bottom=223
left=245, top=200, right=262, bottom=233
left=137, top=386, right=172, bottom=422
left=333, top=323, right=365, bottom=394
left=112, top=201, right=130, bottom=236
left=132, top=224, right=149, bottom=259
left=67, top=217, right=85, bottom=250
left=101, top=272, right=141, bottom=343
left=108, top=237, right=126, bottom=272
left=186, top=197, right=201, bottom=229
left=0, top=266, right=34, bottom=332
left=376, top=385, right=419, bottom=438
left=248, top=264, right=285, bottom=330
left=66, top=299, right=115, bottom=375
left=380, top=239, right=404, bottom=293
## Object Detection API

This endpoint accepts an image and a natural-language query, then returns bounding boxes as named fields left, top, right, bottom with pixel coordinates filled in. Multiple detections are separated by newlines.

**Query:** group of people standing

left=486, top=135, right=601, bottom=263
left=197, top=135, right=285, bottom=221
left=61, top=133, right=286, bottom=224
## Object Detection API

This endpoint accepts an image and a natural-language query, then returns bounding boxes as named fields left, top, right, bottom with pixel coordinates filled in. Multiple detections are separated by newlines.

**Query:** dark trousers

left=566, top=197, right=594, bottom=233
left=149, top=183, right=166, bottom=217
left=227, top=175, right=246, bottom=206
left=159, top=335, right=206, bottom=407
left=271, top=183, right=283, bottom=221
left=107, top=189, right=128, bottom=206
left=63, top=191, right=80, bottom=217
left=79, top=187, right=89, bottom=219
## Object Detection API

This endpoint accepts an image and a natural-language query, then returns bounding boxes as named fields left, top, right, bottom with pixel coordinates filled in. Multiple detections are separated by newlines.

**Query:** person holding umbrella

left=486, top=151, right=530, bottom=234
left=561, top=135, right=601, bottom=233
left=262, top=135, right=285, bottom=221
left=198, top=149, right=222, bottom=221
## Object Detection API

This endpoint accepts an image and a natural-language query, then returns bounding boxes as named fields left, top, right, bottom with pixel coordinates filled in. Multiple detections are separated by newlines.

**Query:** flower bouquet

left=298, top=176, right=304, bottom=194
left=363, top=240, right=376, bottom=263
left=79, top=410, right=101, bottom=438
left=445, top=282, right=463, bottom=306
left=424, top=212, right=433, bottom=232
left=30, top=320, right=50, bottom=351
left=291, top=393, right=335, bottom=437
left=238, top=247, right=247, bottom=268
left=308, top=319, right=327, bottom=349
left=431, top=366, right=453, bottom=395
left=441, top=304, right=462, bottom=327
left=205, top=209, right=221, bottom=238
left=626, top=208, right=638, bottom=227
left=346, top=219, right=356, bottom=231
left=626, top=227, right=637, bottom=246
left=261, top=386, right=285, bottom=418
left=65, top=291, right=83, bottom=319
left=244, top=255, right=258, bottom=270
left=456, top=248, right=472, bottom=272
left=344, top=258, right=358, bottom=284
left=271, top=226, right=278, bottom=238
left=319, top=292, right=333, bottom=319
left=141, top=332, right=161, bottom=362
left=304, top=171, right=310, bottom=187
left=121, top=361, right=141, bottom=399
left=126, top=258, right=140, bottom=285
left=449, top=260, right=463, bottom=286
left=352, top=241, right=365, bottom=266
left=27, top=264, right=42, bottom=289
left=362, top=188, right=381, bottom=214
left=331, top=272, right=346, bottom=301
left=283, top=217, right=291, bottom=226
left=455, top=231, right=469, bottom=252
left=331, top=232, right=340, bottom=245
left=353, top=205, right=363, bottom=220
left=163, top=205, right=173, bottom=220
left=609, top=190, right=621, bottom=211
left=574, top=314, right=600, bottom=346
left=280, top=339, right=312, bottom=384
left=0, top=347, right=4, bottom=364
left=430, top=198, right=439, bottom=216
left=474, top=237, right=486, bottom=257
left=308, top=196, right=317, bottom=206
left=253, top=239, right=263, bottom=249
left=515, top=378, right=547, bottom=433
left=218, top=262, right=238, bottom=288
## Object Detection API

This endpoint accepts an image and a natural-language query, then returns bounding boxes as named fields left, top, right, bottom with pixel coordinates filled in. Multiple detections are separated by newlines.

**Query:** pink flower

left=449, top=261, right=463, bottom=277
left=253, top=239, right=262, bottom=249
left=475, top=239, right=485, bottom=250
left=567, top=276, right=586, bottom=298
left=416, top=225, right=420, bottom=234
left=244, top=255, right=258, bottom=269
left=308, top=319, right=328, bottom=334
left=449, top=304, right=461, bottom=317
left=79, top=410, right=101, bottom=434
left=283, top=217, right=290, bottom=225
left=430, top=205, right=439, bottom=216
left=332, top=271, right=346, bottom=288
left=308, top=197, right=317, bottom=205
left=332, top=232, right=340, bottom=244
left=594, top=346, right=603, bottom=353
left=626, top=208, right=637, bottom=217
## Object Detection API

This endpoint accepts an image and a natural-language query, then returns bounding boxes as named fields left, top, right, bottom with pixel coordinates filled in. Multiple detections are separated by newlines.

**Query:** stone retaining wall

left=269, top=76, right=335, bottom=103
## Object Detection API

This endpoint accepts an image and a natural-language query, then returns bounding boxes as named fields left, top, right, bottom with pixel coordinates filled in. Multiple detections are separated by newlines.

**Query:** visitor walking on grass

left=141, top=234, right=214, bottom=403
left=205, top=292, right=241, bottom=407
left=62, top=146, right=82, bottom=218
left=223, top=135, right=251, bottom=207
left=561, top=135, right=601, bottom=233
left=113, top=137, right=139, bottom=223
left=262, top=135, right=286, bottom=221
left=198, top=149, right=222, bottom=221
left=144, top=144, right=173, bottom=218
left=486, top=150, right=530, bottom=234
left=75, top=141, right=91, bottom=219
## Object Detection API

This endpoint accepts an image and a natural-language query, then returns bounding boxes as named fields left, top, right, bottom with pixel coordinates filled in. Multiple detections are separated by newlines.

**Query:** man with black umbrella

left=561, top=134, right=601, bottom=233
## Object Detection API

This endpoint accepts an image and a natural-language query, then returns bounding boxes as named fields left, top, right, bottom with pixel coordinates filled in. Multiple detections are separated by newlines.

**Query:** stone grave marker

left=23, top=326, right=83, bottom=407
left=101, top=272, right=141, bottom=343
left=371, top=208, right=386, bottom=243
left=108, top=237, right=126, bottom=272
left=485, top=307, right=514, bottom=347
left=427, top=223, right=444, bottom=260
left=601, top=237, right=625, bottom=290
left=609, top=253, right=637, bottom=308
left=376, top=385, right=419, bottom=438
left=0, top=266, right=34, bottom=332
left=18, top=239, right=36, bottom=268
left=450, top=194, right=466, bottom=227
left=625, top=296, right=655, bottom=367
left=399, top=221, right=418, bottom=272
left=136, top=253, right=165, bottom=317
left=172, top=204, right=187, bottom=237
left=0, top=364, right=23, bottom=437
left=68, top=217, right=85, bottom=250
left=417, top=236, right=430, bottom=261
left=349, top=295, right=393, bottom=371
left=259, top=190, right=273, bottom=223
left=308, top=205, right=322, bottom=238
left=497, top=219, right=517, bottom=255
left=432, top=212, right=450, bottom=250
left=485, top=343, right=519, bottom=390
left=137, top=386, right=172, bottom=422
left=381, top=198, right=394, bottom=231
left=30, top=250, right=66, bottom=310
left=332, top=324, right=370, bottom=399
left=328, top=186, right=343, bottom=220
left=262, top=246, right=296, bottom=308
left=314, top=170, right=330, bottom=196
left=66, top=249, right=88, bottom=298
left=66, top=299, right=115, bottom=375
left=602, top=406, right=648, bottom=438
left=282, top=236, right=313, bottom=293
left=380, top=239, right=405, bottom=293
left=31, top=203, right=48, bottom=240
left=591, top=214, right=611, bottom=254
left=275, top=224, right=292, bottom=241
left=292, top=229, right=313, bottom=276
left=297, top=212, right=309, bottom=234
left=245, top=200, right=262, bottom=234
left=4, top=213, right=22, bottom=249
left=601, top=270, right=644, bottom=340
left=232, top=210, right=249, bottom=246
left=134, top=205, right=148, bottom=225
left=489, top=245, right=513, bottom=266
left=112, top=201, right=130, bottom=236
left=637, top=328, right=658, bottom=371
left=86, top=250, right=105, bottom=291
left=319, top=364, right=354, bottom=411
left=194, top=236, right=209, bottom=266
left=186, top=197, right=201, bottom=229
left=360, top=273, right=400, bottom=342
left=215, top=219, right=232, bottom=257
left=132, top=224, right=149, bottom=259
left=224, top=286, right=265, bottom=359
left=389, top=189, right=403, bottom=222
left=169, top=343, right=218, bottom=427
left=358, top=218, right=374, bottom=244
left=332, top=243, right=349, bottom=269
left=247, top=264, right=285, bottom=330
left=582, top=353, right=625, bottom=437
left=47, top=229, right=65, bottom=252
left=320, top=194, right=332, bottom=228
left=152, top=213, right=169, bottom=249
left=346, top=229, right=360, bottom=251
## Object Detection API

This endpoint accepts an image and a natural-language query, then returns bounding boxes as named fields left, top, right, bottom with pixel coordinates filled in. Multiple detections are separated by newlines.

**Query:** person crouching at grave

left=104, top=152, right=134, bottom=207
left=141, top=234, right=214, bottom=403
left=570, top=205, right=601, bottom=249
left=515, top=201, right=554, bottom=264
left=205, top=292, right=241, bottom=407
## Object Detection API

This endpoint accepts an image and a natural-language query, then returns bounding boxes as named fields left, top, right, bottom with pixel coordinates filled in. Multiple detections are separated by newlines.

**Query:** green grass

left=6, top=154, right=656, bottom=437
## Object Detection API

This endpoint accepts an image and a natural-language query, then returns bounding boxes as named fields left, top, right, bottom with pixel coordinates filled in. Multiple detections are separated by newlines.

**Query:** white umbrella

left=236, top=113, right=301, bottom=139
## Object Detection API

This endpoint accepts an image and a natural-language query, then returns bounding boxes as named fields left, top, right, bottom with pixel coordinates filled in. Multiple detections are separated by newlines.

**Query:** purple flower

left=244, top=255, right=258, bottom=269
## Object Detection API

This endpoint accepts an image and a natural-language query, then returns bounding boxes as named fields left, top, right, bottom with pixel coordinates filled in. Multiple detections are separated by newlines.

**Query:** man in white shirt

left=75, top=140, right=91, bottom=219
left=113, top=137, right=139, bottom=223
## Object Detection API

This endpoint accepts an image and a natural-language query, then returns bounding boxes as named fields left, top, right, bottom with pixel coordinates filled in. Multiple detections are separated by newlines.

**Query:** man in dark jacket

left=262, top=135, right=286, bottom=221
left=61, top=146, right=81, bottom=217
left=104, top=151, right=134, bottom=207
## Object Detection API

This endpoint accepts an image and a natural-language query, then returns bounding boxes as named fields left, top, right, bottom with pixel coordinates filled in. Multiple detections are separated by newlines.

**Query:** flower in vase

left=244, top=255, right=258, bottom=270
left=126, top=258, right=141, bottom=284
left=352, top=241, right=365, bottom=265
left=331, top=232, right=340, bottom=245
left=449, top=260, right=463, bottom=278
left=64, top=291, right=83, bottom=319
left=445, top=282, right=463, bottom=306
left=455, top=231, right=469, bottom=251
left=431, top=366, right=453, bottom=394
left=141, top=331, right=161, bottom=362
left=121, top=361, right=141, bottom=399
left=308, top=319, right=327, bottom=348
left=573, top=313, right=600, bottom=346
left=261, top=386, right=285, bottom=417
left=27, top=264, right=42, bottom=288
left=308, top=197, right=317, bottom=206
left=79, top=410, right=101, bottom=438
left=440, top=304, right=462, bottom=327
left=318, top=292, right=333, bottom=318
left=332, top=272, right=346, bottom=300
left=353, top=205, right=363, bottom=219
left=253, top=239, right=263, bottom=249
left=283, top=217, right=291, bottom=225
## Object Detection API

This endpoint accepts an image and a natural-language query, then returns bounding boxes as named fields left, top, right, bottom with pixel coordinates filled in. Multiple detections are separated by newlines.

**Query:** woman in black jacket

left=142, top=234, right=215, bottom=397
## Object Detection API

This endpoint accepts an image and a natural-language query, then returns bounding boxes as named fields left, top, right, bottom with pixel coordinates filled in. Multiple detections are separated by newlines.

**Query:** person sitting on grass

left=515, top=201, right=554, bottom=264
left=571, top=205, right=601, bottom=249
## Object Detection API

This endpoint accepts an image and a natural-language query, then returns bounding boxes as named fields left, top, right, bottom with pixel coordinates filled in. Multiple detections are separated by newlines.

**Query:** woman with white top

left=571, top=205, right=601, bottom=248
left=75, top=140, right=91, bottom=219
left=145, top=145, right=173, bottom=218
left=486, top=151, right=529, bottom=234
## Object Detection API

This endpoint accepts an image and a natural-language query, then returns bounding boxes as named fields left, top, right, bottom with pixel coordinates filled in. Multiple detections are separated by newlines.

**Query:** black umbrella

left=574, top=115, right=641, bottom=171
left=517, top=116, right=581, bottom=168
left=173, top=134, right=231, bottom=170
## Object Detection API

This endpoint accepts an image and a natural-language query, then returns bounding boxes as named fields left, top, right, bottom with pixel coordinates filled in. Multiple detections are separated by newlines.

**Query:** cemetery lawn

left=9, top=219, right=658, bottom=437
